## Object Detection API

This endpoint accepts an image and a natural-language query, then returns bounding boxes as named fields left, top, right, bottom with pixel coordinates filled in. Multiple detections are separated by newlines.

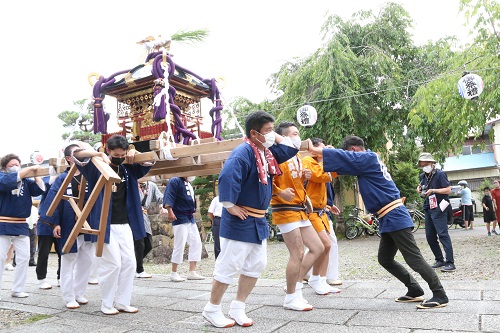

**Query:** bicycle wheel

left=268, top=225, right=276, bottom=240
left=345, top=218, right=359, bottom=240
left=410, top=211, right=422, bottom=233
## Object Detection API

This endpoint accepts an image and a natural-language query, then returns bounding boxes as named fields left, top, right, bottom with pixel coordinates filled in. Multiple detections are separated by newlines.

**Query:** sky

left=0, top=0, right=469, bottom=164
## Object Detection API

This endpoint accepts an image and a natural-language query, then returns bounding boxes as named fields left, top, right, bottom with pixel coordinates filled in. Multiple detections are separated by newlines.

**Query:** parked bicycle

left=406, top=201, right=424, bottom=232
left=344, top=207, right=380, bottom=239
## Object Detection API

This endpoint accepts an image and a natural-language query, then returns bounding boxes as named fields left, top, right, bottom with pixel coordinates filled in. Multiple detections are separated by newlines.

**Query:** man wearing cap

left=416, top=153, right=455, bottom=273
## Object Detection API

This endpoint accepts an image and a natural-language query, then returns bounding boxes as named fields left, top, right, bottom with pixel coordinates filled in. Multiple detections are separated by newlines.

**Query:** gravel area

left=161, top=220, right=500, bottom=282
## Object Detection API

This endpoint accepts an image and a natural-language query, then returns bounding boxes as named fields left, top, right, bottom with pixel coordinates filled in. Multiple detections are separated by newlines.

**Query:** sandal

left=395, top=295, right=425, bottom=303
left=416, top=300, right=448, bottom=309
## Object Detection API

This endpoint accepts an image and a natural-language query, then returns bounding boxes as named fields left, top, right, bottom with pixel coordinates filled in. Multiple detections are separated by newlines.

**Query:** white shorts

left=278, top=219, right=312, bottom=234
left=213, top=237, right=267, bottom=285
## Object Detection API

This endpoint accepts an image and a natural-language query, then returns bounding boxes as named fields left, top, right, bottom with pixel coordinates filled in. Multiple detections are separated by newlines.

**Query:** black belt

left=271, top=204, right=306, bottom=213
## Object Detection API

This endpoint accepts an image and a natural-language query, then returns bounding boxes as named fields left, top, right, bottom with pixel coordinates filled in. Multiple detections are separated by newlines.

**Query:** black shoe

left=431, top=260, right=445, bottom=268
left=440, top=263, right=456, bottom=272
left=29, top=262, right=37, bottom=267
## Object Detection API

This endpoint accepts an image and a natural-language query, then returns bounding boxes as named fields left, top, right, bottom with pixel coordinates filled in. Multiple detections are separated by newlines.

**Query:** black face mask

left=111, top=157, right=125, bottom=165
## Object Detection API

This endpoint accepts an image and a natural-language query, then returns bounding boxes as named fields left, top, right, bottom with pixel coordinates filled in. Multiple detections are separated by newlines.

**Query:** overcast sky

left=0, top=0, right=469, bottom=163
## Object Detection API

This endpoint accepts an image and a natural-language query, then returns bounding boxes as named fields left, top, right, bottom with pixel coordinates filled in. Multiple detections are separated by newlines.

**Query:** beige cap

left=417, top=152, right=436, bottom=164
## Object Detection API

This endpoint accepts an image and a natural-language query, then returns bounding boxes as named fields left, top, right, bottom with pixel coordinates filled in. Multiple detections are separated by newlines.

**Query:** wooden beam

left=168, top=139, right=242, bottom=158
left=145, top=162, right=223, bottom=177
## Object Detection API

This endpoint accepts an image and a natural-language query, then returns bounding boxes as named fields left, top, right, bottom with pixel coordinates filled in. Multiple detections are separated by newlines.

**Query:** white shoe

left=186, top=271, right=206, bottom=280
left=283, top=293, right=313, bottom=311
left=88, top=278, right=98, bottom=285
left=308, top=277, right=330, bottom=295
left=66, top=301, right=80, bottom=309
left=11, top=292, right=29, bottom=298
left=57, top=279, right=60, bottom=287
left=170, top=272, right=185, bottom=282
left=38, top=279, right=52, bottom=290
left=202, top=303, right=235, bottom=328
left=76, top=296, right=89, bottom=304
left=115, top=303, right=139, bottom=313
left=321, top=277, right=340, bottom=294
left=4, top=263, right=14, bottom=271
left=135, top=271, right=152, bottom=278
left=101, top=306, right=119, bottom=315
left=228, top=300, right=253, bottom=327
left=326, top=279, right=343, bottom=286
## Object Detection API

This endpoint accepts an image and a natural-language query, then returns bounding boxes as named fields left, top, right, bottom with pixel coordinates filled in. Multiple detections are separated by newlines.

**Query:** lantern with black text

left=458, top=73, right=484, bottom=100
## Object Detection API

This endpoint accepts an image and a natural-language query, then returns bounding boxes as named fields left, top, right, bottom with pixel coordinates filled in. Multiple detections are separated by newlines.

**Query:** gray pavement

left=1, top=258, right=499, bottom=333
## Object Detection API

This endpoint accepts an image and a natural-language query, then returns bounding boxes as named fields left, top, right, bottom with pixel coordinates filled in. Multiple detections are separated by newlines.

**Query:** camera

left=419, top=184, right=428, bottom=198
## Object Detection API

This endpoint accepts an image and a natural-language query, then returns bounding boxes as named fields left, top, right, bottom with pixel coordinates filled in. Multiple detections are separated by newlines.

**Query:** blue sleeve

left=437, top=171, right=450, bottom=188
left=218, top=154, right=249, bottom=204
left=39, top=174, right=66, bottom=225
left=163, top=178, right=180, bottom=207
left=269, top=144, right=299, bottom=164
left=322, top=148, right=372, bottom=176
left=0, top=172, right=19, bottom=192
left=26, top=178, right=46, bottom=197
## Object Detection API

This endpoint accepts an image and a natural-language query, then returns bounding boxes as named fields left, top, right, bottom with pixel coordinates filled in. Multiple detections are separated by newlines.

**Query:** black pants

left=212, top=217, right=221, bottom=259
left=378, top=227, right=447, bottom=298
left=29, top=227, right=37, bottom=264
left=134, top=234, right=153, bottom=273
left=36, top=235, right=61, bottom=280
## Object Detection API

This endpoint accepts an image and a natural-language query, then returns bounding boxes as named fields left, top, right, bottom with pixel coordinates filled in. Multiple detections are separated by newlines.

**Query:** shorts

left=278, top=219, right=311, bottom=234
left=309, top=212, right=330, bottom=233
left=463, top=205, right=474, bottom=221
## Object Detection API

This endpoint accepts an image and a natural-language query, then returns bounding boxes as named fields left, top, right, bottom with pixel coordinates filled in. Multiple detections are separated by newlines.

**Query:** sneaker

left=492, top=230, right=499, bottom=235
left=283, top=293, right=313, bottom=311
left=488, top=232, right=492, bottom=236
left=4, top=263, right=14, bottom=271
left=321, top=277, right=340, bottom=294
left=101, top=306, right=119, bottom=315
left=186, top=271, right=206, bottom=280
left=115, top=303, right=138, bottom=313
left=66, top=301, right=80, bottom=309
left=135, top=271, right=152, bottom=278
left=431, top=260, right=445, bottom=268
left=11, top=292, right=29, bottom=298
left=202, top=303, right=236, bottom=328
left=29, top=261, right=37, bottom=267
left=228, top=300, right=253, bottom=327
left=76, top=296, right=89, bottom=304
left=38, top=279, right=52, bottom=290
left=170, top=272, right=185, bottom=282
left=326, top=279, right=343, bottom=286
left=440, top=263, right=456, bottom=272
left=88, top=278, right=98, bottom=285
left=308, top=277, right=330, bottom=295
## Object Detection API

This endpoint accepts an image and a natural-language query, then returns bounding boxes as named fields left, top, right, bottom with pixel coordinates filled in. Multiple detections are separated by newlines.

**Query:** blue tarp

left=440, top=152, right=496, bottom=172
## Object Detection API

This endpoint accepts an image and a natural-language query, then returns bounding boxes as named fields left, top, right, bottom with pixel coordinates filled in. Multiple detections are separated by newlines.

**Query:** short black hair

left=245, top=111, right=275, bottom=137
left=275, top=121, right=299, bottom=136
left=1, top=154, right=21, bottom=169
left=106, top=135, right=129, bottom=151
left=310, top=137, right=325, bottom=147
left=63, top=144, right=80, bottom=158
left=340, top=135, right=365, bottom=150
left=484, top=186, right=490, bottom=191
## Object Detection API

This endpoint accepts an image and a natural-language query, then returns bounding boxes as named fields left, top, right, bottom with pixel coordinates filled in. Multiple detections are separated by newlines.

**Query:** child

left=482, top=187, right=497, bottom=236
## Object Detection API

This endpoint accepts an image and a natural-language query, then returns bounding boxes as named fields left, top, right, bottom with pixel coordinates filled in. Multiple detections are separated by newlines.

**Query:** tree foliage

left=58, top=99, right=101, bottom=145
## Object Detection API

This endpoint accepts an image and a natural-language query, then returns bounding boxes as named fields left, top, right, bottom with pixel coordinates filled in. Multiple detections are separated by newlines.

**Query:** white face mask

left=7, top=166, right=20, bottom=173
left=291, top=136, right=302, bottom=149
left=256, top=131, right=275, bottom=149
left=187, top=176, right=196, bottom=182
left=422, top=165, right=432, bottom=174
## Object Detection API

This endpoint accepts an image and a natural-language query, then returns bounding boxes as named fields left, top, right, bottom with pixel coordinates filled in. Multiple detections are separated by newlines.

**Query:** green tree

left=408, top=0, right=500, bottom=163
left=59, top=99, right=101, bottom=145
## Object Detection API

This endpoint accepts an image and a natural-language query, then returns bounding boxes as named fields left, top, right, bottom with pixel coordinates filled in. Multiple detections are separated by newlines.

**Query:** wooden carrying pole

left=45, top=158, right=121, bottom=257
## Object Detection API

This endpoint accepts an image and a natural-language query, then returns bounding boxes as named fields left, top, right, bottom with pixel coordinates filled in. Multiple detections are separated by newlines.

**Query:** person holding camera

left=417, top=153, right=455, bottom=272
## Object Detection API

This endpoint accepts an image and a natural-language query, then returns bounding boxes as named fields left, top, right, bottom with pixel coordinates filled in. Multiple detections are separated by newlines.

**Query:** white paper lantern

left=296, top=105, right=317, bottom=127
left=30, top=151, right=44, bottom=165
left=458, top=73, right=484, bottom=100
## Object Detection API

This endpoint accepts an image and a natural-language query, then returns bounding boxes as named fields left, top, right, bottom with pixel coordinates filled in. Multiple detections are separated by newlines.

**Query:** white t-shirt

left=208, top=196, right=223, bottom=217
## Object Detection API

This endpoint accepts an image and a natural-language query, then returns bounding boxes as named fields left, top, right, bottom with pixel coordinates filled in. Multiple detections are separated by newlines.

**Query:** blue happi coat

left=39, top=169, right=91, bottom=253
left=0, top=172, right=46, bottom=236
left=75, top=159, right=151, bottom=243
left=163, top=177, right=196, bottom=225
left=322, top=148, right=414, bottom=233
left=219, top=143, right=298, bottom=244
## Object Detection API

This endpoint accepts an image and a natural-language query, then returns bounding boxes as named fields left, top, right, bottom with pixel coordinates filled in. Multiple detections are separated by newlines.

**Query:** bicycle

left=406, top=201, right=424, bottom=232
left=344, top=207, right=380, bottom=239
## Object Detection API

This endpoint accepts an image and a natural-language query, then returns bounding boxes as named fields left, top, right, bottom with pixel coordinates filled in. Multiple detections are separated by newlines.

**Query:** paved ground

left=0, top=221, right=499, bottom=332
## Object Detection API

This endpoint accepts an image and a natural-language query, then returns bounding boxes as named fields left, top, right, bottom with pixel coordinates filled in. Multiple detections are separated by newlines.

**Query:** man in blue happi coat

left=202, top=111, right=298, bottom=328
